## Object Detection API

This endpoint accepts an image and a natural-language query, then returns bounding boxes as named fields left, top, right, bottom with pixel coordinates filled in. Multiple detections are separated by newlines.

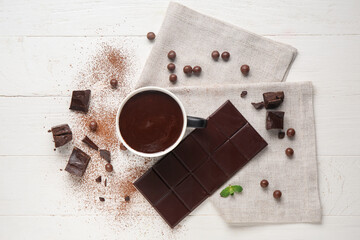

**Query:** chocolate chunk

left=287, top=128, right=296, bottom=137
left=110, top=79, right=118, bottom=88
left=251, top=102, right=264, bottom=110
left=99, top=197, right=105, bottom=202
left=147, top=32, right=155, bottom=40
left=192, top=66, right=202, bottom=75
left=241, top=65, right=250, bottom=75
left=65, top=147, right=91, bottom=177
left=134, top=100, right=267, bottom=228
left=221, top=51, right=230, bottom=61
left=211, top=50, right=220, bottom=60
left=183, top=65, right=192, bottom=74
left=89, top=120, right=97, bottom=132
left=125, top=196, right=130, bottom=202
left=100, top=149, right=111, bottom=162
left=263, top=91, right=285, bottom=109
left=240, top=91, right=247, bottom=98
left=69, top=90, right=91, bottom=112
left=260, top=179, right=269, bottom=188
left=169, top=74, right=177, bottom=83
left=278, top=131, right=285, bottom=139
left=266, top=111, right=284, bottom=130
left=273, top=190, right=282, bottom=199
left=120, top=143, right=127, bottom=151
left=51, top=124, right=72, bottom=147
left=82, top=136, right=99, bottom=150
left=95, top=176, right=102, bottom=183
left=167, top=50, right=176, bottom=60
left=167, top=63, right=175, bottom=71
left=285, top=147, right=294, bottom=157
left=105, top=163, right=113, bottom=172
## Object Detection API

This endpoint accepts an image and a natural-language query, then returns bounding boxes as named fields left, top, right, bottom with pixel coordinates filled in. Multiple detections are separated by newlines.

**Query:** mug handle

left=187, top=116, right=207, bottom=129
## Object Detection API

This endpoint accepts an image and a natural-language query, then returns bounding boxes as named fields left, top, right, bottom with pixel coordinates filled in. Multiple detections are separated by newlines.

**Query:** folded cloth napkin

left=135, top=2, right=321, bottom=225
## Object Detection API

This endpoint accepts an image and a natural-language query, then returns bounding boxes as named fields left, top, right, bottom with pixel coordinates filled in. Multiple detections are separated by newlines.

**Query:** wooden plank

left=0, top=156, right=358, bottom=216
left=0, top=216, right=359, bottom=240
left=0, top=0, right=359, bottom=36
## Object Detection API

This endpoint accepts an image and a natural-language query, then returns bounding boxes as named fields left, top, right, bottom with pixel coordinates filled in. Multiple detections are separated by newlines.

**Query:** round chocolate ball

left=211, top=50, right=220, bottom=60
left=167, top=63, right=176, bottom=71
left=285, top=147, right=294, bottom=157
left=169, top=74, right=177, bottom=83
left=192, top=66, right=202, bottom=75
left=287, top=128, right=296, bottom=137
left=260, top=179, right=269, bottom=188
left=89, top=120, right=98, bottom=132
left=105, top=163, right=113, bottom=172
left=110, top=79, right=118, bottom=88
left=221, top=51, right=230, bottom=61
left=167, top=50, right=176, bottom=60
left=183, top=65, right=192, bottom=74
left=273, top=190, right=282, bottom=199
left=146, top=32, right=156, bottom=40
left=241, top=64, right=250, bottom=75
left=120, top=143, right=127, bottom=151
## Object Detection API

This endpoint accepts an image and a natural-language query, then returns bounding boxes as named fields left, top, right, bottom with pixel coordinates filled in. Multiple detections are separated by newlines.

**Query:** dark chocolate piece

left=263, top=91, right=284, bottom=109
left=240, top=91, right=247, bottom=98
left=167, top=50, right=176, bottom=60
left=65, top=147, right=91, bottom=177
left=99, top=197, right=105, bottom=202
left=278, top=131, right=285, bottom=139
left=260, top=179, right=269, bottom=188
left=100, top=149, right=111, bottom=162
left=51, top=124, right=72, bottom=147
left=266, top=111, right=284, bottom=130
left=104, top=178, right=107, bottom=187
left=167, top=63, right=175, bottom=71
left=134, top=100, right=267, bottom=228
left=125, top=196, right=130, bottom=202
left=105, top=163, right=113, bottom=172
left=221, top=51, right=230, bottom=61
left=192, top=66, right=202, bottom=75
left=183, top=65, right=192, bottom=74
left=273, top=190, right=282, bottom=199
left=169, top=74, right=177, bottom=83
left=287, top=128, right=296, bottom=137
left=95, top=176, right=102, bottom=183
left=285, top=147, right=294, bottom=157
left=82, top=136, right=99, bottom=150
left=241, top=65, right=250, bottom=75
left=251, top=102, right=264, bottom=110
left=211, top=50, right=220, bottom=60
left=69, top=90, right=91, bottom=112
left=147, top=32, right=155, bottom=40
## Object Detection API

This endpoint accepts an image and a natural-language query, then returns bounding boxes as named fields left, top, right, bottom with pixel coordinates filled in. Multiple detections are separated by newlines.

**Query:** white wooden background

left=1, top=0, right=360, bottom=239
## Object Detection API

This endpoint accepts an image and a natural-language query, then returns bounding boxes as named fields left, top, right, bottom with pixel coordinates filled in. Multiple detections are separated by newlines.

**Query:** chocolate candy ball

left=287, top=128, right=296, bottom=137
left=183, top=65, right=192, bottom=74
left=273, top=190, right=282, bottom=199
left=211, top=50, right=220, bottom=60
left=192, top=66, right=202, bottom=75
left=147, top=32, right=155, bottom=40
left=110, top=79, right=118, bottom=88
left=120, top=143, right=127, bottom=151
left=89, top=120, right=98, bottom=132
left=260, top=179, right=269, bottom=188
left=167, top=63, right=176, bottom=71
left=285, top=147, right=294, bottom=157
left=241, top=65, right=250, bottom=75
left=221, top=51, right=230, bottom=61
left=167, top=50, right=176, bottom=60
left=169, top=74, right=177, bottom=83
left=105, top=163, right=113, bottom=172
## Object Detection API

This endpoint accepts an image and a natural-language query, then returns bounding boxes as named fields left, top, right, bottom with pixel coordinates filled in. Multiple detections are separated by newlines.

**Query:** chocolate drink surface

left=119, top=91, right=184, bottom=153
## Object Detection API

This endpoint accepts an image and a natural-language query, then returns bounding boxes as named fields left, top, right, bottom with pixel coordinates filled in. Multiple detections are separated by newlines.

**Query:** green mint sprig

left=220, top=185, right=243, bottom=198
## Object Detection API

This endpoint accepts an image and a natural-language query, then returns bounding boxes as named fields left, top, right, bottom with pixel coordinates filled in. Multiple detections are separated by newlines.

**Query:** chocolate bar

left=65, top=147, right=91, bottom=177
left=134, top=100, right=267, bottom=228
left=69, top=90, right=91, bottom=112
left=51, top=124, right=72, bottom=147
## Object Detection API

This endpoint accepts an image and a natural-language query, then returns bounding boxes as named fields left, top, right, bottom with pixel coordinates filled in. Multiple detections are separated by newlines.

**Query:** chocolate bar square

left=154, top=154, right=188, bottom=187
left=192, top=121, right=227, bottom=152
left=231, top=124, right=268, bottom=160
left=154, top=192, right=189, bottom=228
left=173, top=136, right=208, bottom=171
left=174, top=175, right=208, bottom=210
left=65, top=147, right=91, bottom=177
left=135, top=170, right=170, bottom=205
left=69, top=90, right=91, bottom=112
left=193, top=159, right=227, bottom=194
left=51, top=124, right=72, bottom=147
left=266, top=111, right=284, bottom=130
left=213, top=141, right=247, bottom=176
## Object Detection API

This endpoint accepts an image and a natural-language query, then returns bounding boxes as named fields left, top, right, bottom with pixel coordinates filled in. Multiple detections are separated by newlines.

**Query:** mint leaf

left=232, top=185, right=243, bottom=193
left=220, top=186, right=230, bottom=197
left=229, top=186, right=235, bottom=195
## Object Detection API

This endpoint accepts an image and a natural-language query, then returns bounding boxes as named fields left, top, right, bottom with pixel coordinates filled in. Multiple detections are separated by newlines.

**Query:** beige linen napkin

left=135, top=2, right=321, bottom=224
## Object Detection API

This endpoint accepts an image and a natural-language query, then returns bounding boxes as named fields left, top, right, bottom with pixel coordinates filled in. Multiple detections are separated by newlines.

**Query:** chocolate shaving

left=240, top=91, right=247, bottom=98
left=99, top=197, right=105, bottom=202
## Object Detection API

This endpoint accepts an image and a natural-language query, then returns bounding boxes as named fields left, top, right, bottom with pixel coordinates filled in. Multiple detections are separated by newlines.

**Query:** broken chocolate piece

left=278, top=131, right=285, bottom=139
left=82, top=136, right=99, bottom=150
left=266, top=111, right=284, bottom=130
left=251, top=102, right=264, bottom=110
left=125, top=196, right=130, bottom=202
left=99, top=197, right=105, bottom=202
left=65, top=147, right=91, bottom=177
left=95, top=176, right=102, bottom=183
left=100, top=149, right=111, bottom=162
left=69, top=90, right=91, bottom=112
left=240, top=91, right=247, bottom=98
left=51, top=124, right=72, bottom=147
left=263, top=91, right=284, bottom=109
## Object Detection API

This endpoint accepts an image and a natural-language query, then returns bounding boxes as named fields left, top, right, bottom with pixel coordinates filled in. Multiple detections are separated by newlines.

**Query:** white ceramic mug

left=116, top=86, right=207, bottom=158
